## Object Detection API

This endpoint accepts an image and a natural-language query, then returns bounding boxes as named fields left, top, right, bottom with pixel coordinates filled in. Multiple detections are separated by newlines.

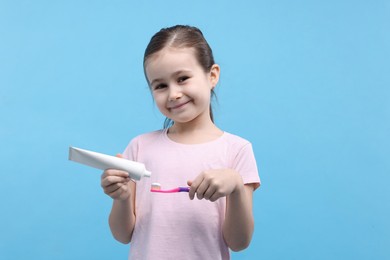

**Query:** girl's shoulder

left=133, top=129, right=164, bottom=139
left=129, top=129, right=166, bottom=146
left=222, top=131, right=252, bottom=146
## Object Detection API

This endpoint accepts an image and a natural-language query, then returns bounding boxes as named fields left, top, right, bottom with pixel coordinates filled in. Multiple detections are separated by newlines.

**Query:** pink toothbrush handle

left=151, top=187, right=190, bottom=193
left=178, top=187, right=190, bottom=192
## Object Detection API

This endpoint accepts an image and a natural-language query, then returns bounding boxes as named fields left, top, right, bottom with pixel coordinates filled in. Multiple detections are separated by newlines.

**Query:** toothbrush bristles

left=151, top=182, right=161, bottom=190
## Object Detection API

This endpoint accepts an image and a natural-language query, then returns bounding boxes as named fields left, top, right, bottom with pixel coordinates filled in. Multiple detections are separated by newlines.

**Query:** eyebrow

left=150, top=70, right=192, bottom=86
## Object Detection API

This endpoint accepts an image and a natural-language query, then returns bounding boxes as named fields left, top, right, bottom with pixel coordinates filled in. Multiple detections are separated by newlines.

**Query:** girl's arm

left=188, top=169, right=255, bottom=251
left=101, top=169, right=136, bottom=244
left=223, top=182, right=255, bottom=251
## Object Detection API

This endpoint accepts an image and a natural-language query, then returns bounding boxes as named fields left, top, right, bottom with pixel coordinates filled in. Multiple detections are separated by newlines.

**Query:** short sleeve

left=232, top=143, right=261, bottom=190
left=122, top=137, right=139, bottom=162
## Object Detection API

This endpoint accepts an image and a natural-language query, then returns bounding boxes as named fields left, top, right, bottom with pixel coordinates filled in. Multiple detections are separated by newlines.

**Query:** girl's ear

left=209, top=64, right=220, bottom=89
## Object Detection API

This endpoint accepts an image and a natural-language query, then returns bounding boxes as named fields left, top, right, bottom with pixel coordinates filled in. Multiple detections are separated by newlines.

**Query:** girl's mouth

left=169, top=100, right=191, bottom=110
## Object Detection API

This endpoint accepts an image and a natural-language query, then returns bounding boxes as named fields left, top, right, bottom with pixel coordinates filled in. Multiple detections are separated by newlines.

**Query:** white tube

left=68, top=146, right=151, bottom=181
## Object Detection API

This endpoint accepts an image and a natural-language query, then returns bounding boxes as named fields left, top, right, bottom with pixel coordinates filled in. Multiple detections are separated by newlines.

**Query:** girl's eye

left=154, top=83, right=167, bottom=90
left=178, top=76, right=189, bottom=83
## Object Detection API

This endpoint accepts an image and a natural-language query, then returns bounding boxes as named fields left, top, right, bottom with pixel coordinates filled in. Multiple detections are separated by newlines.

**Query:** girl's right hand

left=101, top=169, right=132, bottom=201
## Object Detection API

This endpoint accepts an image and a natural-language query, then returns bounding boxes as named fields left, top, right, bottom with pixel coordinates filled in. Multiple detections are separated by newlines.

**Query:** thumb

left=187, top=180, right=193, bottom=186
left=116, top=153, right=124, bottom=158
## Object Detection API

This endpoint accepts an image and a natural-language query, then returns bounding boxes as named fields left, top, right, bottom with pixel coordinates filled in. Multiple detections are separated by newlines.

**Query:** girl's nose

left=168, top=86, right=183, bottom=101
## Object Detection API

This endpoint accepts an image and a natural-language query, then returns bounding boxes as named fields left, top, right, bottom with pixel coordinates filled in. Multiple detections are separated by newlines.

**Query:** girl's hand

left=187, top=169, right=243, bottom=202
left=101, top=154, right=132, bottom=201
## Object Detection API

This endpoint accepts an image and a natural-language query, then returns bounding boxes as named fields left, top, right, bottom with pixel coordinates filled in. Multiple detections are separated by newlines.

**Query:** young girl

left=101, top=25, right=260, bottom=259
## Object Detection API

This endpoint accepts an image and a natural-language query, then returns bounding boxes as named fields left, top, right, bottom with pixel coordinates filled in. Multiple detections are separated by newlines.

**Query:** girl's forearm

left=109, top=195, right=136, bottom=244
left=223, top=184, right=255, bottom=251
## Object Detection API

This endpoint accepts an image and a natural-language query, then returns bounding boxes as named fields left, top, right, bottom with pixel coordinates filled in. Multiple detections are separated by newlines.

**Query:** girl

left=101, top=25, right=260, bottom=259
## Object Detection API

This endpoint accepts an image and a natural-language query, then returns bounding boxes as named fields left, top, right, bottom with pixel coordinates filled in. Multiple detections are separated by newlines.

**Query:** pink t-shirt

left=123, top=129, right=260, bottom=260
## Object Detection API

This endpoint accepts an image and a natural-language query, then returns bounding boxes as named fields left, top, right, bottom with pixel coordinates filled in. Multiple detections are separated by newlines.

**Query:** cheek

left=153, top=94, right=167, bottom=110
left=191, top=81, right=211, bottom=101
left=197, top=89, right=212, bottom=104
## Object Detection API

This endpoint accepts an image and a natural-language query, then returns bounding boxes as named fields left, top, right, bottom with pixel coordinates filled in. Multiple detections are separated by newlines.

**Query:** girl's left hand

left=187, top=169, right=243, bottom=202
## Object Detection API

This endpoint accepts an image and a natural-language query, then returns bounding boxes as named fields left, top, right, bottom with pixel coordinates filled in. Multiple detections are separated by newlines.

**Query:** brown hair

left=143, top=25, right=217, bottom=128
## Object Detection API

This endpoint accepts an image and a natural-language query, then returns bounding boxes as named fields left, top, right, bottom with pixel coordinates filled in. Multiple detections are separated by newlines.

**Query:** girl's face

left=145, top=47, right=219, bottom=126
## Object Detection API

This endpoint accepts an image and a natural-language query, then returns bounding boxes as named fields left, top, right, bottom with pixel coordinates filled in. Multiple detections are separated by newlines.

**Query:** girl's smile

left=168, top=100, right=192, bottom=111
left=145, top=47, right=219, bottom=127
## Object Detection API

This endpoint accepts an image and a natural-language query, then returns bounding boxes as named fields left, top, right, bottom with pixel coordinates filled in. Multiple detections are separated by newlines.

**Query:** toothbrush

left=150, top=183, right=190, bottom=193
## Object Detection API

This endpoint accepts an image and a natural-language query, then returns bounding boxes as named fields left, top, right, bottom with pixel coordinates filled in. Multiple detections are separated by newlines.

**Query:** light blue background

left=1, top=1, right=389, bottom=259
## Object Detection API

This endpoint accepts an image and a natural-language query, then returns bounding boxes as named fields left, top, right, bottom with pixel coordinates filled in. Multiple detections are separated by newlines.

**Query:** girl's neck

left=167, top=120, right=223, bottom=144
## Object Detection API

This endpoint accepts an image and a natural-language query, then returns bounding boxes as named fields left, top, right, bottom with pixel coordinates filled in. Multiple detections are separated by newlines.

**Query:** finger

left=107, top=169, right=129, bottom=177
left=188, top=178, right=201, bottom=200
left=104, top=183, right=122, bottom=194
left=196, top=180, right=210, bottom=200
left=107, top=186, right=122, bottom=199
left=105, top=181, right=130, bottom=194
left=187, top=180, right=193, bottom=199
left=209, top=190, right=223, bottom=202
left=109, top=183, right=129, bottom=199
left=101, top=169, right=129, bottom=179
left=102, top=175, right=129, bottom=184
left=101, top=175, right=129, bottom=188
left=203, top=185, right=217, bottom=201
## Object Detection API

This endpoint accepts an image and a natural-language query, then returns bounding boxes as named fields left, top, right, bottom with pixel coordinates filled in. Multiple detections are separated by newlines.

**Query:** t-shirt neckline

left=162, top=128, right=226, bottom=147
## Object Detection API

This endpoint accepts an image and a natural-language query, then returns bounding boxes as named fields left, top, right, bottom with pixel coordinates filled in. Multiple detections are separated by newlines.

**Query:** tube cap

left=144, top=170, right=152, bottom=177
